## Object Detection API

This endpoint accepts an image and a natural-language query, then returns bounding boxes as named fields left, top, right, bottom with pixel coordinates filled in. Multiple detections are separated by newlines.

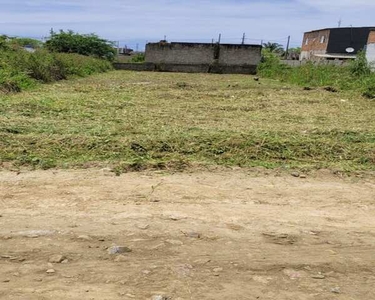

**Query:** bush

left=258, top=50, right=375, bottom=93
left=0, top=46, right=113, bottom=93
left=46, top=30, right=116, bottom=61
left=130, top=53, right=145, bottom=63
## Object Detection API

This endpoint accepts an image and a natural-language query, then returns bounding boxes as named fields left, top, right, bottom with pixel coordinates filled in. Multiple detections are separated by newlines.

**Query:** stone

left=142, top=270, right=151, bottom=275
left=311, top=274, right=325, bottom=279
left=300, top=174, right=307, bottom=179
left=114, top=255, right=127, bottom=262
left=136, top=224, right=150, bottom=230
left=331, top=287, right=341, bottom=294
left=166, top=239, right=183, bottom=246
left=108, top=246, right=132, bottom=255
left=184, top=231, right=201, bottom=239
left=213, top=267, right=223, bottom=273
left=61, top=259, right=69, bottom=264
left=151, top=296, right=171, bottom=300
left=291, top=172, right=300, bottom=178
left=46, top=269, right=55, bottom=274
left=77, top=235, right=92, bottom=241
left=2, top=279, right=10, bottom=283
left=49, top=255, right=66, bottom=264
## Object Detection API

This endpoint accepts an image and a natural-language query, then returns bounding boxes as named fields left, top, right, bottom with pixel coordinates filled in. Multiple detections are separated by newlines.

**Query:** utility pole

left=338, top=18, right=342, bottom=28
left=242, top=33, right=246, bottom=45
left=218, top=33, right=221, bottom=44
left=285, top=35, right=290, bottom=59
left=136, top=43, right=139, bottom=52
left=261, top=39, right=263, bottom=46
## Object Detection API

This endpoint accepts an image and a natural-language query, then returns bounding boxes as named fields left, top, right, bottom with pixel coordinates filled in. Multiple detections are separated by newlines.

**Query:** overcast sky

left=1, top=0, right=375, bottom=49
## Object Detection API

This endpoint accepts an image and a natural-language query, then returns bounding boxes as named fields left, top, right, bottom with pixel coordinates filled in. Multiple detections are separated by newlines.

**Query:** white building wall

left=366, top=43, right=375, bottom=68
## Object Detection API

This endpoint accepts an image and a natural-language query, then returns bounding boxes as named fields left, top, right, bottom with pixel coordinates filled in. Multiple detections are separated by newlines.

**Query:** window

left=305, top=38, right=309, bottom=45
left=320, top=36, right=326, bottom=43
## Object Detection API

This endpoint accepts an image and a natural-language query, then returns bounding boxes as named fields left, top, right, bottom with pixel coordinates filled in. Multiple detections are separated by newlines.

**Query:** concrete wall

left=145, top=43, right=215, bottom=65
left=145, top=42, right=262, bottom=66
left=366, top=31, right=375, bottom=67
left=113, top=63, right=257, bottom=75
left=282, top=60, right=349, bottom=67
left=219, top=44, right=261, bottom=65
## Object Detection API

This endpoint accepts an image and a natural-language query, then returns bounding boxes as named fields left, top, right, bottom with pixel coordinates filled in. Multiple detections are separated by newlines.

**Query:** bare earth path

left=0, top=169, right=375, bottom=300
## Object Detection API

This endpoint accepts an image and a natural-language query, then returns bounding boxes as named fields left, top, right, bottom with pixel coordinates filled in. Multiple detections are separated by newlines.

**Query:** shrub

left=46, top=30, right=116, bottom=61
left=130, top=53, right=145, bottom=63
left=0, top=46, right=113, bottom=93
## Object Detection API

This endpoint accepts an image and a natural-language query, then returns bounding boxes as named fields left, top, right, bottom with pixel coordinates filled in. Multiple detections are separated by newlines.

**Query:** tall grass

left=258, top=50, right=375, bottom=96
left=0, top=49, right=113, bottom=93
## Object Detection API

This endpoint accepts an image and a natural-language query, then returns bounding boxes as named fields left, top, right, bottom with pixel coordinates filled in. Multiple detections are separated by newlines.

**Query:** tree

left=46, top=30, right=116, bottom=61
left=262, top=42, right=285, bottom=55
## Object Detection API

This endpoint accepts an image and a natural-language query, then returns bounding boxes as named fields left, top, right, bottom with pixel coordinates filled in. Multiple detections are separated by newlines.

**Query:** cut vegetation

left=1, top=71, right=374, bottom=172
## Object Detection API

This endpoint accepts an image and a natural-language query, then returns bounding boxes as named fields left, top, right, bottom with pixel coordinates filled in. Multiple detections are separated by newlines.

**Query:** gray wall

left=219, top=45, right=261, bottom=65
left=145, top=42, right=262, bottom=66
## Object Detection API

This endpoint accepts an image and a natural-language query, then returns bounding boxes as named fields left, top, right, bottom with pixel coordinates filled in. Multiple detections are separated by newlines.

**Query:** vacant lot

left=1, top=72, right=375, bottom=299
left=1, top=71, right=374, bottom=171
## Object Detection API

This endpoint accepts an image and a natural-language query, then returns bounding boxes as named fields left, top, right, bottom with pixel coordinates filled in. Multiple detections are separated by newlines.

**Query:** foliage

left=46, top=30, right=116, bottom=61
left=9, top=38, right=43, bottom=49
left=0, top=46, right=113, bottom=93
left=258, top=50, right=375, bottom=93
left=130, top=53, right=145, bottom=63
left=349, top=50, right=371, bottom=76
left=1, top=71, right=374, bottom=172
left=262, top=42, right=285, bottom=55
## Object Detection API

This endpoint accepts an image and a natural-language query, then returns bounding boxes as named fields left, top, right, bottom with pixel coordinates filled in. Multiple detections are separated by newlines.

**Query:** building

left=144, top=42, right=262, bottom=74
left=300, top=27, right=375, bottom=62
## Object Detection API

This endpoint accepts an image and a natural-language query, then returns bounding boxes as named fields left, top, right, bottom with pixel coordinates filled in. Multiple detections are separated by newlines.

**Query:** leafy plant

left=46, top=30, right=116, bottom=61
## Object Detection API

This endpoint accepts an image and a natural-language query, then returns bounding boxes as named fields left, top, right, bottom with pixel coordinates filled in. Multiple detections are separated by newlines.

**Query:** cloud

left=1, top=0, right=374, bottom=49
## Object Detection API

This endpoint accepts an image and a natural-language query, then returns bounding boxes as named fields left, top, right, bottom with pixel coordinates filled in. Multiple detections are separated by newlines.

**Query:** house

left=300, top=27, right=375, bottom=62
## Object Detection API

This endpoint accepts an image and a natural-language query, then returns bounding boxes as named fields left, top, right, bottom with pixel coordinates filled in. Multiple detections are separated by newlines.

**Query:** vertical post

left=218, top=33, right=221, bottom=44
left=212, top=38, right=214, bottom=44
left=242, top=33, right=246, bottom=44
left=136, top=43, right=139, bottom=52
left=261, top=39, right=263, bottom=46
left=285, top=35, right=290, bottom=59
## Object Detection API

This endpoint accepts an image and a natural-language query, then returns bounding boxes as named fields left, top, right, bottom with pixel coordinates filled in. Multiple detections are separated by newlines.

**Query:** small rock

left=166, top=239, right=183, bottom=246
left=108, top=246, right=132, bottom=255
left=126, top=294, right=136, bottom=298
left=169, top=215, right=180, bottom=221
left=151, top=296, right=170, bottom=300
left=46, top=269, right=55, bottom=274
left=142, top=270, right=151, bottom=275
left=331, top=287, right=341, bottom=294
left=77, top=235, right=92, bottom=241
left=184, top=231, right=201, bottom=239
left=2, top=279, right=10, bottom=283
left=136, top=224, right=150, bottom=230
left=13, top=272, right=20, bottom=277
left=311, top=274, right=325, bottom=279
left=300, top=174, right=307, bottom=179
left=61, top=259, right=69, bottom=264
left=213, top=267, right=223, bottom=273
left=2, top=235, right=12, bottom=240
left=291, top=172, right=300, bottom=178
left=114, top=255, right=127, bottom=262
left=254, top=77, right=260, bottom=81
left=49, top=255, right=66, bottom=264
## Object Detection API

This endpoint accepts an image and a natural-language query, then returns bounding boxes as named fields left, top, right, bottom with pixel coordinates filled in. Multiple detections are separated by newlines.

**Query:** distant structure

left=301, top=27, right=375, bottom=62
left=144, top=42, right=262, bottom=74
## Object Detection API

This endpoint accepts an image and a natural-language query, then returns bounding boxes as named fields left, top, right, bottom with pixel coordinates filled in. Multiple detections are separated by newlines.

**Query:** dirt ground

left=0, top=168, right=375, bottom=300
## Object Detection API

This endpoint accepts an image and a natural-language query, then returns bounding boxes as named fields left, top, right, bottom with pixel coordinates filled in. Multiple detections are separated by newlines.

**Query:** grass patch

left=0, top=71, right=374, bottom=172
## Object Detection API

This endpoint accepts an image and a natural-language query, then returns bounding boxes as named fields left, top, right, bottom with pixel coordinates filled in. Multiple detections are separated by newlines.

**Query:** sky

left=1, top=0, right=375, bottom=50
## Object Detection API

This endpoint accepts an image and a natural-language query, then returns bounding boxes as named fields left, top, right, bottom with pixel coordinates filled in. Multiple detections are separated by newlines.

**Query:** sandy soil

left=0, top=168, right=375, bottom=300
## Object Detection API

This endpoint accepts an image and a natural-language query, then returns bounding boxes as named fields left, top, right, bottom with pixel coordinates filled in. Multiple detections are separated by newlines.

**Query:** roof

left=304, top=26, right=375, bottom=34
left=313, top=53, right=356, bottom=59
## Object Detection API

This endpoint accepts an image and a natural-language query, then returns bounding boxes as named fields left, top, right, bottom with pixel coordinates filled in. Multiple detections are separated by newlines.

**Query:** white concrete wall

left=366, top=44, right=375, bottom=68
